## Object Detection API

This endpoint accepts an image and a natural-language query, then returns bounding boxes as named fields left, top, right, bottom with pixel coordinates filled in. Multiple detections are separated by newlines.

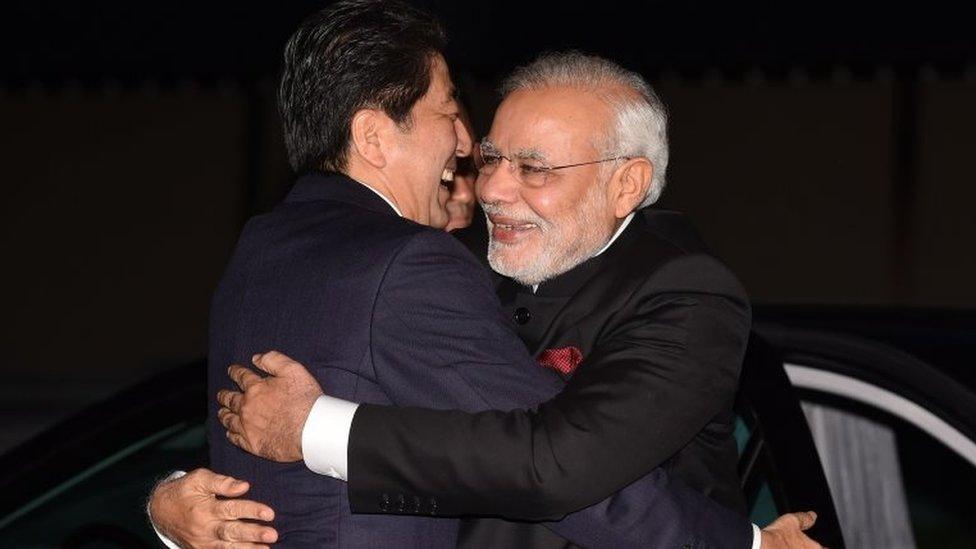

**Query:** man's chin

left=487, top=248, right=544, bottom=285
left=430, top=199, right=451, bottom=229
left=486, top=239, right=523, bottom=262
left=430, top=214, right=450, bottom=230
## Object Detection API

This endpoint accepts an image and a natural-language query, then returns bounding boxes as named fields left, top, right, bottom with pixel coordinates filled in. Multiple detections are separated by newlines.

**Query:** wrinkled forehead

left=487, top=86, right=612, bottom=160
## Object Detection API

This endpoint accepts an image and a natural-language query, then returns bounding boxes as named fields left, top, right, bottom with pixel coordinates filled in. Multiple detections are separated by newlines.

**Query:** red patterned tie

left=537, top=346, right=583, bottom=375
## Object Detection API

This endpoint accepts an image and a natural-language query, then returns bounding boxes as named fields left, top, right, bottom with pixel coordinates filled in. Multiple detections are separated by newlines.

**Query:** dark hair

left=278, top=0, right=446, bottom=173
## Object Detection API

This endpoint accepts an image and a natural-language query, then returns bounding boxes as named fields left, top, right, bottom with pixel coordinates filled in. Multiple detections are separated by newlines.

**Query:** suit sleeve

left=348, top=230, right=753, bottom=548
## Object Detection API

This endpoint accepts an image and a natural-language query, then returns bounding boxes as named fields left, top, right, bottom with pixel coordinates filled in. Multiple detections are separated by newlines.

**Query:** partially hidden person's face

left=478, top=85, right=621, bottom=285
left=444, top=106, right=481, bottom=232
left=444, top=147, right=478, bottom=232
left=387, top=54, right=472, bottom=229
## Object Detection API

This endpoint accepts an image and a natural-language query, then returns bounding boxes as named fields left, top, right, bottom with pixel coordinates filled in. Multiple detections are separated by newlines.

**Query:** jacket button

left=396, top=494, right=406, bottom=513
left=428, top=497, right=438, bottom=515
left=514, top=307, right=531, bottom=325
left=412, top=495, right=422, bottom=514
left=379, top=493, right=390, bottom=512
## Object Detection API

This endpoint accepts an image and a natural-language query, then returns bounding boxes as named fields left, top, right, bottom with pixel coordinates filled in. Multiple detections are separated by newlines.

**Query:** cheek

left=522, top=187, right=570, bottom=223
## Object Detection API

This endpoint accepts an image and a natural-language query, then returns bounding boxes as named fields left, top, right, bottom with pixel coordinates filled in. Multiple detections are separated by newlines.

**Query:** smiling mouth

left=488, top=215, right=540, bottom=232
left=493, top=221, right=537, bottom=231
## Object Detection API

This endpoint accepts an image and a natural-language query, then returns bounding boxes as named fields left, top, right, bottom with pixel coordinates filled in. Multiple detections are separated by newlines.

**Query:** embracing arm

left=339, top=237, right=759, bottom=547
left=349, top=252, right=750, bottom=520
left=217, top=231, right=812, bottom=547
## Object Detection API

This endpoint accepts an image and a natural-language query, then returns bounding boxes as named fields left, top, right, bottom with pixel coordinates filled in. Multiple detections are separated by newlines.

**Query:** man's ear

left=610, top=158, right=653, bottom=218
left=350, top=109, right=387, bottom=169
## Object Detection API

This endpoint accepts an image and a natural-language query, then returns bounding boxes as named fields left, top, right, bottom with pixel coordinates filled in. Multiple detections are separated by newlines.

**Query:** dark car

left=0, top=307, right=973, bottom=548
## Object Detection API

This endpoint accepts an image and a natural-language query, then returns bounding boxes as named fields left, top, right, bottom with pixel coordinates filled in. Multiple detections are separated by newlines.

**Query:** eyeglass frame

left=477, top=139, right=632, bottom=187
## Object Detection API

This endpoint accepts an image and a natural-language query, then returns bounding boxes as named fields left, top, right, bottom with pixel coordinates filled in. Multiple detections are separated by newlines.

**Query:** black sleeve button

left=514, top=307, right=531, bottom=325
left=379, top=493, right=390, bottom=512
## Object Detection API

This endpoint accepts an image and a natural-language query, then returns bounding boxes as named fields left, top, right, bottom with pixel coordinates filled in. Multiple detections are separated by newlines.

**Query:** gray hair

left=500, top=52, right=669, bottom=207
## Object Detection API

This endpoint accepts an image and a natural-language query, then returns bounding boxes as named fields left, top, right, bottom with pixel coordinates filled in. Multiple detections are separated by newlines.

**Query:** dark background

left=2, top=0, right=975, bottom=452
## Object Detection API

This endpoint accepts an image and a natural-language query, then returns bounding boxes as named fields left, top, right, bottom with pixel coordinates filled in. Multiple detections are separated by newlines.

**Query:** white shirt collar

left=532, top=212, right=636, bottom=292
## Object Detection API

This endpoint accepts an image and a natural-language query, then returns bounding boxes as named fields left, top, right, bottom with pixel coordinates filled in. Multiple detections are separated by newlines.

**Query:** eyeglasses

left=478, top=140, right=631, bottom=188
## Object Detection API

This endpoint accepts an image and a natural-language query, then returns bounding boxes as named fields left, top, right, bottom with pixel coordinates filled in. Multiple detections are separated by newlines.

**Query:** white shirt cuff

left=751, top=523, right=762, bottom=549
left=148, top=470, right=187, bottom=549
left=301, top=394, right=359, bottom=480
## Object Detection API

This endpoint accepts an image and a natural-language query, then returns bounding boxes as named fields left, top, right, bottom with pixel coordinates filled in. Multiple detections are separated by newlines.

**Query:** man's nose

left=476, top=160, right=519, bottom=205
left=454, top=117, right=473, bottom=158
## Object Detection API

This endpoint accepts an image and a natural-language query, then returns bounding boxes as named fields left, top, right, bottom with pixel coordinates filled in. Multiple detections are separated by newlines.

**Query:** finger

left=215, top=498, right=275, bottom=522
left=767, top=512, right=799, bottom=530
left=218, top=408, right=245, bottom=435
left=768, top=510, right=817, bottom=532
left=196, top=470, right=250, bottom=497
left=215, top=543, right=269, bottom=549
left=215, top=520, right=279, bottom=544
left=795, top=510, right=817, bottom=530
left=228, top=364, right=263, bottom=391
left=217, top=389, right=243, bottom=413
left=252, top=350, right=295, bottom=376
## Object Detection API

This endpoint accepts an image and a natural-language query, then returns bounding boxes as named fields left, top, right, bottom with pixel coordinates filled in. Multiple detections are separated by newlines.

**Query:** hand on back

left=149, top=468, right=277, bottom=548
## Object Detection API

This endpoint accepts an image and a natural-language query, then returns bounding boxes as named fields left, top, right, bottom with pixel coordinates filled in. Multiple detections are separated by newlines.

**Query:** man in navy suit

left=149, top=2, right=820, bottom=548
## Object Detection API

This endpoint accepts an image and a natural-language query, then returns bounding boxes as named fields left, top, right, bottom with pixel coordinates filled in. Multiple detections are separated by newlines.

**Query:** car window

left=735, top=414, right=782, bottom=526
left=0, top=421, right=205, bottom=548
left=800, top=398, right=976, bottom=548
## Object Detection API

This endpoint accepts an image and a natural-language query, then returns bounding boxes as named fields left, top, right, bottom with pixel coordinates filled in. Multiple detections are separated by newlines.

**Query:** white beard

left=485, top=183, right=614, bottom=286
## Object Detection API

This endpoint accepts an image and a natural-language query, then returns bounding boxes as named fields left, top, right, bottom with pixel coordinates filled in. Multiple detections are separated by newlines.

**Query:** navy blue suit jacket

left=208, top=172, right=752, bottom=548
